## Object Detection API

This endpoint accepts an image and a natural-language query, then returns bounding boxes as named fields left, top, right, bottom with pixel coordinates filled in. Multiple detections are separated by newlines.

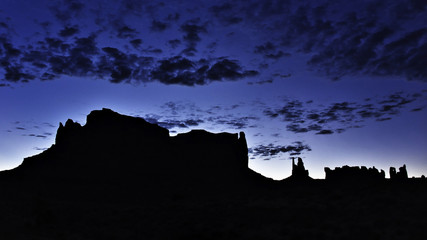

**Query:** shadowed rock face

left=390, top=165, right=408, bottom=180
left=6, top=108, right=267, bottom=188
left=286, top=157, right=311, bottom=181
left=325, top=165, right=386, bottom=182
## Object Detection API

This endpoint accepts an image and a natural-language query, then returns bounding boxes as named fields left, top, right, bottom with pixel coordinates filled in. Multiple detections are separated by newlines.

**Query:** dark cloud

left=316, top=129, right=334, bottom=135
left=209, top=3, right=243, bottom=26
left=116, top=26, right=138, bottom=39
left=157, top=120, right=188, bottom=129
left=286, top=124, right=308, bottom=133
left=411, top=107, right=424, bottom=112
left=265, top=92, right=424, bottom=134
left=59, top=25, right=80, bottom=37
left=375, top=117, right=392, bottom=122
left=254, top=42, right=290, bottom=60
left=168, top=39, right=181, bottom=49
left=1, top=23, right=258, bottom=86
left=142, top=47, right=162, bottom=54
left=143, top=114, right=204, bottom=130
left=207, top=115, right=259, bottom=129
left=150, top=56, right=258, bottom=86
left=2, top=0, right=426, bottom=88
left=150, top=20, right=169, bottom=32
left=43, top=37, right=70, bottom=53
left=129, top=39, right=143, bottom=49
left=148, top=101, right=259, bottom=131
left=49, top=0, right=85, bottom=23
left=206, top=59, right=258, bottom=80
left=11, top=0, right=426, bottom=86
left=10, top=120, right=55, bottom=139
left=0, top=83, right=11, bottom=87
left=3, top=43, right=20, bottom=57
left=3, top=65, right=35, bottom=82
left=251, top=141, right=312, bottom=158
left=247, top=79, right=273, bottom=85
left=25, top=134, right=48, bottom=138
left=222, top=0, right=427, bottom=81
left=40, top=72, right=56, bottom=81
left=0, top=22, right=9, bottom=29
left=150, top=56, right=201, bottom=85
left=44, top=35, right=98, bottom=77
left=34, top=147, right=48, bottom=151
left=98, top=47, right=145, bottom=83
left=179, top=19, right=207, bottom=56
left=167, top=13, right=180, bottom=22
left=42, top=122, right=56, bottom=128
left=180, top=21, right=206, bottom=42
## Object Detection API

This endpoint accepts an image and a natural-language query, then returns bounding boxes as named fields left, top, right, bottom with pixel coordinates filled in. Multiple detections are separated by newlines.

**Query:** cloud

left=168, top=39, right=181, bottom=49
left=247, top=79, right=273, bottom=85
left=116, top=26, right=138, bottom=39
left=4, top=0, right=425, bottom=87
left=129, top=39, right=143, bottom=49
left=142, top=47, right=162, bottom=54
left=1, top=27, right=257, bottom=86
left=411, top=107, right=424, bottom=112
left=254, top=42, right=290, bottom=60
left=179, top=19, right=207, bottom=56
left=34, top=147, right=48, bottom=151
left=0, top=22, right=9, bottom=29
left=150, top=56, right=258, bottom=86
left=316, top=129, right=334, bottom=135
left=143, top=101, right=259, bottom=131
left=207, top=115, right=259, bottom=129
left=264, top=91, right=425, bottom=134
left=150, top=20, right=169, bottom=32
left=206, top=59, right=258, bottom=80
left=3, top=65, right=36, bottom=82
left=49, top=0, right=85, bottom=23
left=250, top=141, right=312, bottom=158
left=9, top=120, right=55, bottom=139
left=219, top=0, right=427, bottom=81
left=97, top=46, right=146, bottom=83
left=59, top=25, right=80, bottom=37
left=209, top=3, right=243, bottom=26
left=25, top=134, right=48, bottom=138
left=142, top=113, right=204, bottom=130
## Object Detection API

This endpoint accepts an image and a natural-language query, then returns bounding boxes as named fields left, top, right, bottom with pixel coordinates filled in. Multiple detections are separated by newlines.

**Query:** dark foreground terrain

left=1, top=180, right=427, bottom=239
left=1, top=109, right=426, bottom=239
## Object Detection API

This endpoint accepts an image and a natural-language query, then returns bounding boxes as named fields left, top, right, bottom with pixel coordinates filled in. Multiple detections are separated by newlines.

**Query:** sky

left=1, top=0, right=426, bottom=179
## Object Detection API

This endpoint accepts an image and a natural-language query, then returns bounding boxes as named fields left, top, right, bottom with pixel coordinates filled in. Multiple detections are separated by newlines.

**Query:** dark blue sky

left=1, top=0, right=426, bottom=179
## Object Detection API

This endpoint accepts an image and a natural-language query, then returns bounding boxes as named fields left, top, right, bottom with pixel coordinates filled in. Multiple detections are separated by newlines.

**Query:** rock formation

left=390, top=164, right=408, bottom=180
left=324, top=165, right=386, bottom=182
left=286, top=157, right=311, bottom=180
left=5, top=108, right=268, bottom=189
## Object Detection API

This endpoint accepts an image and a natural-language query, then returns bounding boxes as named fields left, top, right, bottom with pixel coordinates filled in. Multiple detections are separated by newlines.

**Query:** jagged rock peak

left=56, top=119, right=82, bottom=145
left=85, top=108, right=168, bottom=134
left=86, top=108, right=139, bottom=126
left=55, top=108, right=169, bottom=145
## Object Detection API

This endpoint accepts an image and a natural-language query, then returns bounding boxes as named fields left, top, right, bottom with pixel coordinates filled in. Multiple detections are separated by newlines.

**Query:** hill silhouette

left=1, top=109, right=427, bottom=239
left=2, top=108, right=269, bottom=190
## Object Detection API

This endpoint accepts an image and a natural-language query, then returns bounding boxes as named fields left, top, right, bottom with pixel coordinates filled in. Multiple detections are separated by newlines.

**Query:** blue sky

left=1, top=0, right=426, bottom=179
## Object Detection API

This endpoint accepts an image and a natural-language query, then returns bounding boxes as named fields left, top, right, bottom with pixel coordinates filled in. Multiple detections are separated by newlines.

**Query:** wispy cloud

left=264, top=91, right=426, bottom=134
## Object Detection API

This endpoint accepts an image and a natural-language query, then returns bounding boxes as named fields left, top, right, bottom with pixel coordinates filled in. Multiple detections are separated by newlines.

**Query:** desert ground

left=1, top=179, right=426, bottom=240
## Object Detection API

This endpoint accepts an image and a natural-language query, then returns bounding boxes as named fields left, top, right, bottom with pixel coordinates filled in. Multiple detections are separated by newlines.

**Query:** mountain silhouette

left=3, top=108, right=269, bottom=190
